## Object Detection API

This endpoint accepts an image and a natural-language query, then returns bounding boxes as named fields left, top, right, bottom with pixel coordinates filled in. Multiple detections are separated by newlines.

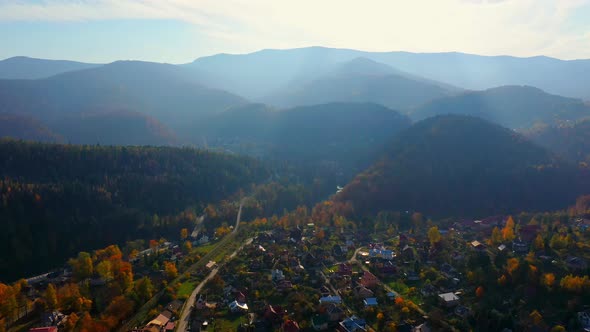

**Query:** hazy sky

left=1, top=0, right=589, bottom=63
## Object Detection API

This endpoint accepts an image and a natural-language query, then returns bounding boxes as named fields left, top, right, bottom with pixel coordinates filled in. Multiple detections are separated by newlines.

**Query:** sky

left=0, top=0, right=589, bottom=63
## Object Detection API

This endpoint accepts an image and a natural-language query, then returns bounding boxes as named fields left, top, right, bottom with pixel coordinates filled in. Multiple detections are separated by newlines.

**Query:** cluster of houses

left=131, top=300, right=183, bottom=332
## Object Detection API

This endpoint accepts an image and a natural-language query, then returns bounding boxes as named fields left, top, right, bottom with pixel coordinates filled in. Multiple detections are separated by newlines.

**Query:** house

left=421, top=284, right=437, bottom=297
left=402, top=245, right=415, bottom=260
left=277, top=280, right=293, bottom=292
left=229, top=300, right=249, bottom=313
left=380, top=261, right=397, bottom=274
left=195, top=294, right=215, bottom=310
left=512, top=239, right=529, bottom=254
left=454, top=305, right=471, bottom=318
left=363, top=297, right=378, bottom=307
left=498, top=244, right=507, bottom=252
left=282, top=320, right=300, bottom=332
left=40, top=311, right=66, bottom=327
left=567, top=257, right=588, bottom=271
left=359, top=271, right=378, bottom=288
left=387, top=291, right=398, bottom=301
left=311, top=314, right=329, bottom=331
left=29, top=328, right=58, bottom=332
left=338, top=315, right=367, bottom=332
left=272, top=269, right=285, bottom=282
left=164, top=322, right=175, bottom=332
left=337, top=263, right=353, bottom=276
left=578, top=312, right=590, bottom=331
left=325, top=303, right=346, bottom=322
left=405, top=271, right=420, bottom=281
left=354, top=286, right=374, bottom=299
left=146, top=313, right=170, bottom=331
left=470, top=240, right=486, bottom=251
left=319, top=295, right=342, bottom=305
left=438, top=292, right=459, bottom=307
left=264, top=304, right=285, bottom=323
left=196, top=234, right=210, bottom=245
left=413, top=323, right=431, bottom=332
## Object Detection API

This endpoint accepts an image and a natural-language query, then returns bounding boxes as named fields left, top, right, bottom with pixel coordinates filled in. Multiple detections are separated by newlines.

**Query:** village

left=8, top=211, right=590, bottom=332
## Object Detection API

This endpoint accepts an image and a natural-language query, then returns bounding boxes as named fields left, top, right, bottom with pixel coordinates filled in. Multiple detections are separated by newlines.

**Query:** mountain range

left=2, top=48, right=590, bottom=208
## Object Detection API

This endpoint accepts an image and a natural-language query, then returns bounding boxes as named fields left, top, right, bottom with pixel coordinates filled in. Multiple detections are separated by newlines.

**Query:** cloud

left=0, top=0, right=589, bottom=59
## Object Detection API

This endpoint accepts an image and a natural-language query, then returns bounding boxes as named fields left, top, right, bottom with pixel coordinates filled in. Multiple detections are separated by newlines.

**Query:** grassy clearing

left=177, top=281, right=196, bottom=299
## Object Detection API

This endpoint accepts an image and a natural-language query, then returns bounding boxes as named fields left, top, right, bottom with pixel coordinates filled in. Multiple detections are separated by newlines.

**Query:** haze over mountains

left=1, top=46, right=590, bottom=197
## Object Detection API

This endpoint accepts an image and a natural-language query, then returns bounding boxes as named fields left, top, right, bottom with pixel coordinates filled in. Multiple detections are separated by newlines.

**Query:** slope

left=411, top=86, right=590, bottom=129
left=0, top=141, right=269, bottom=281
left=0, top=61, right=246, bottom=135
left=335, top=115, right=587, bottom=217
left=0, top=113, right=63, bottom=143
left=264, top=57, right=453, bottom=110
left=527, top=119, right=590, bottom=163
left=0, top=56, right=99, bottom=79
left=198, top=102, right=411, bottom=175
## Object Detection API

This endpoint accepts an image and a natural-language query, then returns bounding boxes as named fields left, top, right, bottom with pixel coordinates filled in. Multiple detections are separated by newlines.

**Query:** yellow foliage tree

left=507, top=258, right=519, bottom=276
left=44, top=283, right=58, bottom=310
left=502, top=216, right=516, bottom=242
left=542, top=273, right=556, bottom=289
left=427, top=226, right=442, bottom=246
left=180, top=228, right=189, bottom=240
left=491, top=227, right=502, bottom=244
left=163, top=261, right=178, bottom=280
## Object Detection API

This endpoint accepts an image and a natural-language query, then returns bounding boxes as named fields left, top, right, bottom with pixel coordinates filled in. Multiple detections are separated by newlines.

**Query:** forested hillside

left=527, top=119, right=590, bottom=164
left=0, top=140, right=269, bottom=281
left=411, top=86, right=590, bottom=129
left=198, top=102, right=412, bottom=182
left=334, top=115, right=588, bottom=217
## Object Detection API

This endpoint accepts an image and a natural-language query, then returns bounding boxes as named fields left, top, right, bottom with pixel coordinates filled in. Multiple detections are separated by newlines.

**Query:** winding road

left=176, top=199, right=247, bottom=332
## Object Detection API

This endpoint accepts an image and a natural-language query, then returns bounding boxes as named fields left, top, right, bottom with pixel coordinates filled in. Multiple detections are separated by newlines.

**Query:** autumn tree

left=542, top=273, right=556, bottom=290
left=427, top=226, right=441, bottom=246
left=475, top=286, right=484, bottom=298
left=69, top=252, right=93, bottom=280
left=0, top=283, right=17, bottom=322
left=533, top=234, right=545, bottom=250
left=560, top=274, right=590, bottom=293
left=63, top=312, right=79, bottom=332
left=183, top=241, right=192, bottom=253
left=506, top=258, right=519, bottom=276
left=44, top=284, right=58, bottom=310
left=163, top=261, right=178, bottom=280
left=134, top=277, right=154, bottom=303
left=96, top=260, right=113, bottom=281
left=491, top=227, right=502, bottom=244
left=215, top=225, right=231, bottom=237
left=180, top=228, right=189, bottom=240
left=529, top=310, right=544, bottom=327
left=502, top=216, right=516, bottom=242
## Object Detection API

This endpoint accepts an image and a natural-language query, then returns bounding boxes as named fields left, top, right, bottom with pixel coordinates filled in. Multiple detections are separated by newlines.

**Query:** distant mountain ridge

left=410, top=85, right=590, bottom=129
left=0, top=60, right=246, bottom=145
left=263, top=57, right=454, bottom=110
left=197, top=102, right=412, bottom=177
left=186, top=46, right=590, bottom=100
left=0, top=56, right=99, bottom=79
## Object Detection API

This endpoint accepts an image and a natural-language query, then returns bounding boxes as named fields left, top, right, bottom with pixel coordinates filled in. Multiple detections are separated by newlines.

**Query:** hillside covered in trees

left=410, top=86, right=590, bottom=129
left=527, top=119, right=590, bottom=164
left=0, top=140, right=269, bottom=281
left=335, top=115, right=589, bottom=218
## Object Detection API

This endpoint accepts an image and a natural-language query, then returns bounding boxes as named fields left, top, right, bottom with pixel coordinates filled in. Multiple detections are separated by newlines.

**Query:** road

left=176, top=199, right=247, bottom=332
